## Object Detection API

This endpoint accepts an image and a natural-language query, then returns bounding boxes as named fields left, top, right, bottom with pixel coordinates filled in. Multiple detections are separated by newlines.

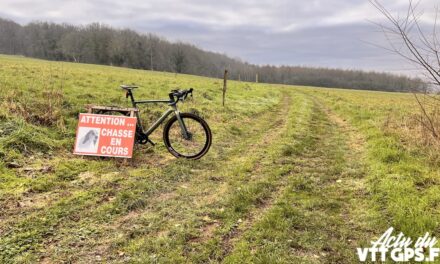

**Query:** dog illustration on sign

left=75, top=127, right=100, bottom=153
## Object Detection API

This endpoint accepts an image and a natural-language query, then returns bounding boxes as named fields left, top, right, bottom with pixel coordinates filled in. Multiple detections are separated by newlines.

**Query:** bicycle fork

left=174, top=108, right=191, bottom=140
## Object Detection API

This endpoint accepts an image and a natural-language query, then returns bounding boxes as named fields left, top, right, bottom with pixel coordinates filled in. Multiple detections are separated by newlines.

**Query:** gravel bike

left=101, top=85, right=212, bottom=159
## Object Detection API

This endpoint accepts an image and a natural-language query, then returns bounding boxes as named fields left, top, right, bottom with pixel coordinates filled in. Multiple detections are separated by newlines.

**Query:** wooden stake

left=223, top=69, right=228, bottom=107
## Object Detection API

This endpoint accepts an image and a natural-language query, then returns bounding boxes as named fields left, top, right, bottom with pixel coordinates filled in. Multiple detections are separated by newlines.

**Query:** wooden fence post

left=256, top=73, right=259, bottom=83
left=223, top=69, right=228, bottom=107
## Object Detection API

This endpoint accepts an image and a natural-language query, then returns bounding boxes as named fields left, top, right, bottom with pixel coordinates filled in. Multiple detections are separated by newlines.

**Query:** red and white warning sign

left=73, top=113, right=137, bottom=158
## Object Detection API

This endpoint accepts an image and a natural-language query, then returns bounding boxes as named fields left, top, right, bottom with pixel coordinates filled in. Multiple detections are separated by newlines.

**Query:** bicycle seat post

left=121, top=85, right=138, bottom=107
left=124, top=89, right=135, bottom=107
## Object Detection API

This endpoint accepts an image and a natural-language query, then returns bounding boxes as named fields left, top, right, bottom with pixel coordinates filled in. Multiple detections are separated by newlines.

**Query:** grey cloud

left=0, top=0, right=436, bottom=76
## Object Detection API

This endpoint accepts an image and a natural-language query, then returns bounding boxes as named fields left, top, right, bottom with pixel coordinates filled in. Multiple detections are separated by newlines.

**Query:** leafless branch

left=370, top=0, right=440, bottom=139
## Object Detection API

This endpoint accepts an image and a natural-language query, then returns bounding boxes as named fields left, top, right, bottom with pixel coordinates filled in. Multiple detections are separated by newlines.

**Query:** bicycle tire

left=163, top=113, right=212, bottom=159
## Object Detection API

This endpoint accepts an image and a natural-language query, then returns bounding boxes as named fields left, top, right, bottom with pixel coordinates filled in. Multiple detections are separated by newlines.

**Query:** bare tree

left=0, top=18, right=21, bottom=54
left=370, top=0, right=440, bottom=139
left=60, top=30, right=84, bottom=62
left=172, top=44, right=186, bottom=73
left=147, top=34, right=157, bottom=71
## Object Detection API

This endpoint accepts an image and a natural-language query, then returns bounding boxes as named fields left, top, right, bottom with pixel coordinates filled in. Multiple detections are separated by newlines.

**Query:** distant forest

left=0, top=17, right=425, bottom=92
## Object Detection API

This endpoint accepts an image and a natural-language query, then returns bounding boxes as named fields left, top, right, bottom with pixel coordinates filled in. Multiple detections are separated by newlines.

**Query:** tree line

left=0, top=17, right=425, bottom=92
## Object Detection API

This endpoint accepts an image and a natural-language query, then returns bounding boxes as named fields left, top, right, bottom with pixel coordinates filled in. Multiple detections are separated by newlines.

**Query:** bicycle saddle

left=120, top=85, right=139, bottom=90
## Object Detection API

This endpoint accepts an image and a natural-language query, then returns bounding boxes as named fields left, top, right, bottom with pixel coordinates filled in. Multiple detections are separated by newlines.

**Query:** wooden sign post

left=223, top=69, right=228, bottom=107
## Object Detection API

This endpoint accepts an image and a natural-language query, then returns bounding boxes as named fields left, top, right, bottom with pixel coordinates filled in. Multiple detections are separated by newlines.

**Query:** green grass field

left=1, top=55, right=439, bottom=263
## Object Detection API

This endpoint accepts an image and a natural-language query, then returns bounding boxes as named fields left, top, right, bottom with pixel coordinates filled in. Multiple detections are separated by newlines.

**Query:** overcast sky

left=0, top=0, right=438, bottom=75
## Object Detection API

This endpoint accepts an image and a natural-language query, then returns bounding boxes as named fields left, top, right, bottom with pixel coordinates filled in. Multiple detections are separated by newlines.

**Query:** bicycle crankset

left=136, top=134, right=155, bottom=146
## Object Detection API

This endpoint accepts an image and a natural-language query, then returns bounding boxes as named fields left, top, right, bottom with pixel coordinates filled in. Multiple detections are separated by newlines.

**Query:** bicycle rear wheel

left=163, top=113, right=212, bottom=159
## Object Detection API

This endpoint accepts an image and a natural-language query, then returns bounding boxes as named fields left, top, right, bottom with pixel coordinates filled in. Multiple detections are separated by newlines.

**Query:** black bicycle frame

left=126, top=90, right=189, bottom=139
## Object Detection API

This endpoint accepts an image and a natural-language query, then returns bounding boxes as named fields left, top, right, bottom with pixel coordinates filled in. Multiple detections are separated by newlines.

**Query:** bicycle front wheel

left=163, top=113, right=212, bottom=159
